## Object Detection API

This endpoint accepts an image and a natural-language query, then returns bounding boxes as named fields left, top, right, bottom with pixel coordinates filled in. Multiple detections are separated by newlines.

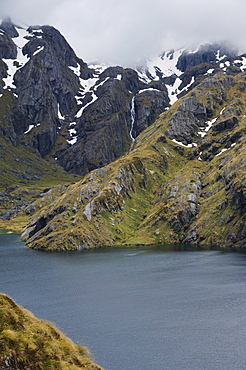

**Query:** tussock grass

left=0, top=293, right=103, bottom=370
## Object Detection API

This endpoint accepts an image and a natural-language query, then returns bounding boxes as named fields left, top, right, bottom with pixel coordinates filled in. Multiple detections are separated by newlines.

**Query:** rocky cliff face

left=0, top=18, right=171, bottom=176
left=1, top=18, right=246, bottom=250
left=1, top=18, right=243, bottom=176
left=20, top=70, right=246, bottom=251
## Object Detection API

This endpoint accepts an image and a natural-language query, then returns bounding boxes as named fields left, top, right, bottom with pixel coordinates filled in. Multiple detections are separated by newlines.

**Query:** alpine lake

left=1, top=232, right=246, bottom=370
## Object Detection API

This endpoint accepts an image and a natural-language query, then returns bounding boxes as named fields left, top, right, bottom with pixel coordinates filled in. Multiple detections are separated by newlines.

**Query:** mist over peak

left=1, top=0, right=246, bottom=67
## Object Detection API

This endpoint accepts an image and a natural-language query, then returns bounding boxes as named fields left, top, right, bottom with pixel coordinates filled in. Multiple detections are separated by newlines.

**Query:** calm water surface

left=1, top=234, right=246, bottom=370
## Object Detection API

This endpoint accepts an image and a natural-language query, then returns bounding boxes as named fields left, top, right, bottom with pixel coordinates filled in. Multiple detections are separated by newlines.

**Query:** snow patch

left=215, top=148, right=228, bottom=157
left=57, top=104, right=64, bottom=120
left=95, top=77, right=110, bottom=90
left=69, top=63, right=80, bottom=76
left=138, top=88, right=160, bottom=94
left=67, top=123, right=78, bottom=145
left=2, top=59, right=17, bottom=89
left=234, top=57, right=246, bottom=71
left=166, top=77, right=182, bottom=105
left=198, top=117, right=217, bottom=137
left=33, top=46, right=44, bottom=56
left=136, top=48, right=184, bottom=83
left=14, top=28, right=31, bottom=67
left=180, top=76, right=195, bottom=94
left=241, top=57, right=246, bottom=69
left=146, top=48, right=184, bottom=79
left=216, top=50, right=226, bottom=61
left=75, top=95, right=83, bottom=105
left=215, top=143, right=236, bottom=157
left=172, top=139, right=197, bottom=148
left=136, top=69, right=152, bottom=83
left=2, top=28, right=32, bottom=90
left=14, top=28, right=30, bottom=48
left=75, top=93, right=98, bottom=118
left=67, top=136, right=78, bottom=145
left=68, top=128, right=76, bottom=135
left=30, top=29, right=43, bottom=35
left=79, top=77, right=99, bottom=94
left=88, top=63, right=108, bottom=74
left=24, top=125, right=34, bottom=134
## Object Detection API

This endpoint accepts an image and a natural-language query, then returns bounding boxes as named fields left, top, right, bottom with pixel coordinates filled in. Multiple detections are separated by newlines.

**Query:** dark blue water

left=1, top=234, right=246, bottom=370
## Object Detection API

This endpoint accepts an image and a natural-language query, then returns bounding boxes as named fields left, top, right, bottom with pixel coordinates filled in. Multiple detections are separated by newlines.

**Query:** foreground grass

left=0, top=294, right=103, bottom=370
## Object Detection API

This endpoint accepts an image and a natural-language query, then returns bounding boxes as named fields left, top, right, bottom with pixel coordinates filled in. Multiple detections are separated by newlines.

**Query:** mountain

left=0, top=18, right=246, bottom=250
left=0, top=293, right=102, bottom=369
left=0, top=17, right=170, bottom=177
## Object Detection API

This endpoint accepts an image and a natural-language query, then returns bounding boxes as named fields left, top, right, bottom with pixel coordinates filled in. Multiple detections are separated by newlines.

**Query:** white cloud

left=1, top=0, right=246, bottom=66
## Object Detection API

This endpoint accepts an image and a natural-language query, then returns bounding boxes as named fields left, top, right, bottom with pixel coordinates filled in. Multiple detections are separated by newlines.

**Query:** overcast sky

left=1, top=0, right=246, bottom=66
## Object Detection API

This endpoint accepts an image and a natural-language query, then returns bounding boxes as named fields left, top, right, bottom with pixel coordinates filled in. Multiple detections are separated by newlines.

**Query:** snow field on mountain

left=1, top=26, right=47, bottom=91
left=148, top=49, right=184, bottom=78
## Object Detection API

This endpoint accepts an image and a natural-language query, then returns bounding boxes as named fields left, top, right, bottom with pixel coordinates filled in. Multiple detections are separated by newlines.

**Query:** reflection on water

left=1, top=234, right=246, bottom=370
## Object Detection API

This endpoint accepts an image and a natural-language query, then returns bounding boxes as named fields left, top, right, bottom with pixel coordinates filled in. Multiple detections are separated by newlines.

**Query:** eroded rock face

left=0, top=19, right=171, bottom=175
left=135, top=89, right=169, bottom=136
left=58, top=77, right=133, bottom=174
left=0, top=33, right=17, bottom=60
left=13, top=26, right=88, bottom=156
left=165, top=96, right=208, bottom=144
left=149, top=169, right=202, bottom=241
left=0, top=18, right=243, bottom=177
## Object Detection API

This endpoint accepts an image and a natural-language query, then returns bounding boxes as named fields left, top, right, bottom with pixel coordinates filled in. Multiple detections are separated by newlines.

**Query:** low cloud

left=1, top=0, right=246, bottom=66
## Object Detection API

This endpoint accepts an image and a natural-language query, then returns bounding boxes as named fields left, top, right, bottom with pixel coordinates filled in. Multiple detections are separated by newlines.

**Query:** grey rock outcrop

left=135, top=89, right=169, bottom=136
left=176, top=43, right=237, bottom=72
left=165, top=96, right=208, bottom=144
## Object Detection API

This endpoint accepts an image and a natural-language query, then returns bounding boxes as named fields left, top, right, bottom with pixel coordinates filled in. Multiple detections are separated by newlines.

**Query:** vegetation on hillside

left=0, top=294, right=103, bottom=370
left=14, top=72, right=246, bottom=250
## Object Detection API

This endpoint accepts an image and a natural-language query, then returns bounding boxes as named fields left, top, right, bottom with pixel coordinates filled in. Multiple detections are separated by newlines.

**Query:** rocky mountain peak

left=0, top=17, right=19, bottom=38
left=1, top=19, right=246, bottom=252
left=1, top=19, right=245, bottom=174
left=176, top=42, right=238, bottom=72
